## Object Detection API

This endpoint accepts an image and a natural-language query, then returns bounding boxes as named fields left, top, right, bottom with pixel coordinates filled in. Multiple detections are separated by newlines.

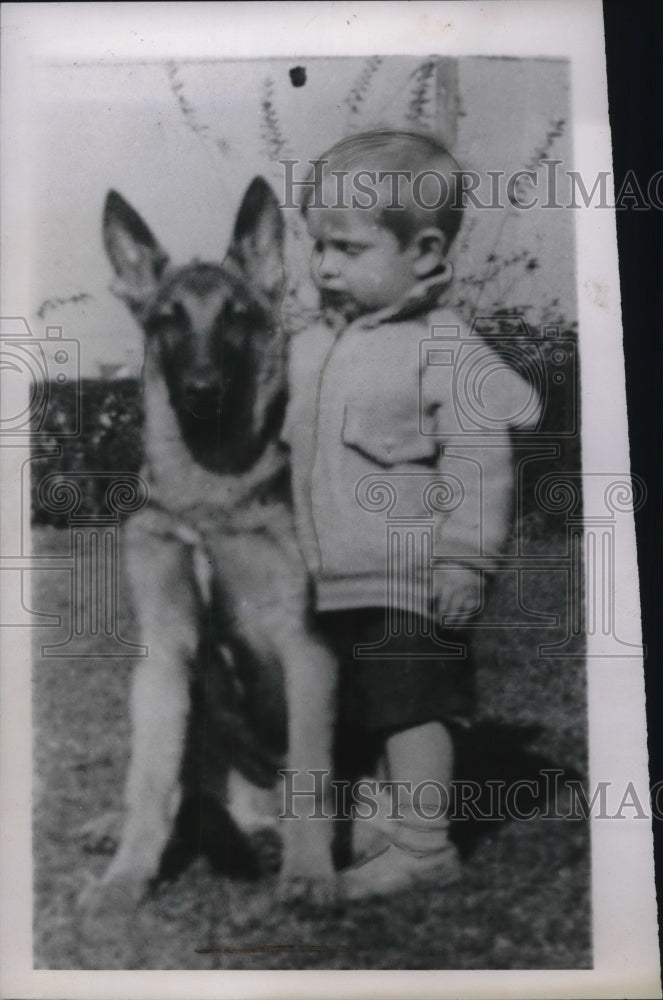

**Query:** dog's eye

left=224, top=301, right=249, bottom=322
left=155, top=300, right=187, bottom=324
left=227, top=301, right=249, bottom=317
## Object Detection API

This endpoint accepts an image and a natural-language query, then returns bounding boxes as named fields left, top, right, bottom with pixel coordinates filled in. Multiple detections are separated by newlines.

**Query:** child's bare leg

left=343, top=721, right=460, bottom=898
left=386, top=720, right=453, bottom=801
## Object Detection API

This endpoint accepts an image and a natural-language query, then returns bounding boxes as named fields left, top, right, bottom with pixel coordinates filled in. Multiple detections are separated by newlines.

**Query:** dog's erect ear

left=231, top=178, right=285, bottom=299
left=103, top=191, right=170, bottom=311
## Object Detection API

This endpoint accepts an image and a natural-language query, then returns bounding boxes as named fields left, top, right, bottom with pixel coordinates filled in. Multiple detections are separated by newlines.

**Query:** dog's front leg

left=276, top=630, right=338, bottom=903
left=79, top=527, right=199, bottom=920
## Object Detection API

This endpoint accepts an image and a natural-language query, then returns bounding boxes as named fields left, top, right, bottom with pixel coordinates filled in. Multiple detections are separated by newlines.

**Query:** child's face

left=306, top=204, right=420, bottom=317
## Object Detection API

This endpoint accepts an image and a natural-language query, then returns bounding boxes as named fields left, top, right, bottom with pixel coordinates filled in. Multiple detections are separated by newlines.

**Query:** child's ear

left=410, top=228, right=448, bottom=278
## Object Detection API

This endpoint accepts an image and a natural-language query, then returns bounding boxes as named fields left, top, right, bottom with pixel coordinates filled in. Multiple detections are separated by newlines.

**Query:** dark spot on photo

left=289, top=66, right=307, bottom=88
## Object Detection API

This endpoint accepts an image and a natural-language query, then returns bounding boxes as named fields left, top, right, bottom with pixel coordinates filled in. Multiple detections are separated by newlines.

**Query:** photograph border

left=1, top=2, right=660, bottom=997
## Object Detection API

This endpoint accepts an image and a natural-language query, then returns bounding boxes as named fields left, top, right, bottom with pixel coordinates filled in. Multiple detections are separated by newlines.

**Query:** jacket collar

left=353, top=266, right=453, bottom=330
left=316, top=267, right=454, bottom=336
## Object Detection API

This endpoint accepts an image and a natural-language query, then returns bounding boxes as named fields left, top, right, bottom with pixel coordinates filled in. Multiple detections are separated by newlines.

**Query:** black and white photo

left=0, top=2, right=659, bottom=997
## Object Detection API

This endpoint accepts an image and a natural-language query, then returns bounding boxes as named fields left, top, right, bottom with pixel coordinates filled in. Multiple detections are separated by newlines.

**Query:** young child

left=283, top=130, right=539, bottom=899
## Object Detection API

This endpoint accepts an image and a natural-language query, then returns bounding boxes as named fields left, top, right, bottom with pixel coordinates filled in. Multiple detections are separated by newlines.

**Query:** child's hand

left=434, top=567, right=481, bottom=621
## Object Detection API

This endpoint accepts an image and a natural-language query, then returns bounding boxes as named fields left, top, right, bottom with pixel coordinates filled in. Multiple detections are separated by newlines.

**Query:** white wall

left=30, top=55, right=574, bottom=375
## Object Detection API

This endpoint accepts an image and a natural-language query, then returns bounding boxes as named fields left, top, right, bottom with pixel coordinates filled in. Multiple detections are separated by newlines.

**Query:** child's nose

left=315, top=249, right=341, bottom=280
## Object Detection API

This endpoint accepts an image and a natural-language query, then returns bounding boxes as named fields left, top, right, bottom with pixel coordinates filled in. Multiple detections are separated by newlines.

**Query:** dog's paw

left=277, top=871, right=340, bottom=908
left=75, top=871, right=152, bottom=963
left=76, top=869, right=147, bottom=931
left=77, top=811, right=122, bottom=855
left=250, top=826, right=282, bottom=876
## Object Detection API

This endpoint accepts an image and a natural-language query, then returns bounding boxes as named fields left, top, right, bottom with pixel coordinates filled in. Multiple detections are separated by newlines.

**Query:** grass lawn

left=31, top=514, right=590, bottom=971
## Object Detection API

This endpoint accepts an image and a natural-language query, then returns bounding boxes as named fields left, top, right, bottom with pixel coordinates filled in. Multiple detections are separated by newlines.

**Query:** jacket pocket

left=342, top=404, right=439, bottom=467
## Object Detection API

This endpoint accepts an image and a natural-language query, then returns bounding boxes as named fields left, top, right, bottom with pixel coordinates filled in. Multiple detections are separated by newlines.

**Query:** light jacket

left=283, top=282, right=541, bottom=614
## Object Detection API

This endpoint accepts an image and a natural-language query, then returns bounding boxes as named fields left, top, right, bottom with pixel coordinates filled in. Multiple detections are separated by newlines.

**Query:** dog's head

left=103, top=179, right=286, bottom=473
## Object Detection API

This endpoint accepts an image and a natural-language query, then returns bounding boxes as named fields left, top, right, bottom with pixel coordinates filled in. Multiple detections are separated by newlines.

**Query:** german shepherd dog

left=80, top=178, right=338, bottom=918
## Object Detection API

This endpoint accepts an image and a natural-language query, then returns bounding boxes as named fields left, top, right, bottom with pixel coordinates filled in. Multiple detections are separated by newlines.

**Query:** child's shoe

left=351, top=780, right=393, bottom=860
left=342, top=807, right=461, bottom=900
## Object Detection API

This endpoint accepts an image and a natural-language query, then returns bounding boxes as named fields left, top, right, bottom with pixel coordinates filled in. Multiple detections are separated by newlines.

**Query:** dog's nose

left=184, top=376, right=219, bottom=397
left=182, top=378, right=222, bottom=417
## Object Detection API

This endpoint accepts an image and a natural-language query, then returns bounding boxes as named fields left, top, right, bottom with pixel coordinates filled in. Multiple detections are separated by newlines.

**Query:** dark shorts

left=317, top=607, right=475, bottom=735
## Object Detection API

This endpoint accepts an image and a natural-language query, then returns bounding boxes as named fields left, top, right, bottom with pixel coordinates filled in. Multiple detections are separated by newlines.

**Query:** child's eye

left=337, top=242, right=362, bottom=256
left=312, top=238, right=363, bottom=257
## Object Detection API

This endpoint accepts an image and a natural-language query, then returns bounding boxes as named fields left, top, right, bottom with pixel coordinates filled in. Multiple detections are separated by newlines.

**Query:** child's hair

left=301, top=129, right=464, bottom=249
